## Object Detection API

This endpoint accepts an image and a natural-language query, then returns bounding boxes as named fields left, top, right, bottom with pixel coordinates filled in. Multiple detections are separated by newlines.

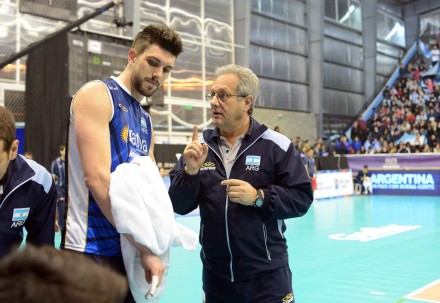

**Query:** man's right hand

left=183, top=125, right=208, bottom=175
left=140, top=251, right=164, bottom=297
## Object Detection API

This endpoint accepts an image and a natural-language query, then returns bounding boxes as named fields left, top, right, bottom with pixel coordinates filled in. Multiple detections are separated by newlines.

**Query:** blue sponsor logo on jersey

left=245, top=155, right=261, bottom=166
left=128, top=129, right=148, bottom=153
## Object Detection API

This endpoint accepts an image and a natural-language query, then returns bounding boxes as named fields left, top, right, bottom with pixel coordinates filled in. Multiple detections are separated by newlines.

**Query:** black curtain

left=25, top=32, right=69, bottom=170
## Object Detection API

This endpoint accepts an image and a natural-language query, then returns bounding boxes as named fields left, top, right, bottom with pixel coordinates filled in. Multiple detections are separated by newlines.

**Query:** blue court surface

left=159, top=195, right=440, bottom=303
left=50, top=195, right=439, bottom=302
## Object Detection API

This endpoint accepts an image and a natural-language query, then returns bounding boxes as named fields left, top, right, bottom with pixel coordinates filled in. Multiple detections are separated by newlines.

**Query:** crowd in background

left=335, top=40, right=440, bottom=155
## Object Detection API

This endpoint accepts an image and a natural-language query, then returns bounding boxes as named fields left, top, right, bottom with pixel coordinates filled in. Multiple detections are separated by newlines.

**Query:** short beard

left=133, top=77, right=159, bottom=97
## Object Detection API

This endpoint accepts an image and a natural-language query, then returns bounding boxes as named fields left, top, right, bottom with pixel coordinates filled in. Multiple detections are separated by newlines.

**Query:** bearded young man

left=63, top=24, right=183, bottom=303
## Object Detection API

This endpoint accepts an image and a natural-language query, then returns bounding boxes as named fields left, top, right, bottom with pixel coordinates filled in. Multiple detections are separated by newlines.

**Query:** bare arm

left=72, top=81, right=115, bottom=224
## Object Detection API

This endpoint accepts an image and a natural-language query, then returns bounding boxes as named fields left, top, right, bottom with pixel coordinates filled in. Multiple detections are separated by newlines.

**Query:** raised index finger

left=192, top=125, right=199, bottom=141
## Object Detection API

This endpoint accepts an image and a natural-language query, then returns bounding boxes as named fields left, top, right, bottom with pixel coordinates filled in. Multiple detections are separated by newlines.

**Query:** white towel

left=109, top=156, right=198, bottom=302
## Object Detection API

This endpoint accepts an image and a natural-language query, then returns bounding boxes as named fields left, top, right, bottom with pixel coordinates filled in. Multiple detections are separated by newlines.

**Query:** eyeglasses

left=205, top=92, right=247, bottom=102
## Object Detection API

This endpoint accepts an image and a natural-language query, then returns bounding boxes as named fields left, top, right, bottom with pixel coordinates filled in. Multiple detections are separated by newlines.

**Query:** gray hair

left=215, top=64, right=260, bottom=115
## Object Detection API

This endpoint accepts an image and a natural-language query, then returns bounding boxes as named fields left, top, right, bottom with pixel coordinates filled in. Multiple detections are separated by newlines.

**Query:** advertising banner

left=370, top=169, right=440, bottom=196
left=346, top=154, right=440, bottom=175
left=314, top=169, right=354, bottom=199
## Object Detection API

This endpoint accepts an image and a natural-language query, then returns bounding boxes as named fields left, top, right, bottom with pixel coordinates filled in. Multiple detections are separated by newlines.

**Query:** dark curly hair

left=132, top=23, right=183, bottom=57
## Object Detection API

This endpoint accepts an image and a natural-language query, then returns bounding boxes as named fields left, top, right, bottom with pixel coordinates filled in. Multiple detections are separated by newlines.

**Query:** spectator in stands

left=390, top=121, right=402, bottom=142
left=410, top=123, right=419, bottom=135
left=293, top=136, right=302, bottom=151
left=405, top=108, right=416, bottom=124
left=411, top=132, right=427, bottom=152
left=400, top=120, right=411, bottom=134
left=415, top=109, right=428, bottom=125
left=0, top=245, right=128, bottom=303
left=399, top=62, right=407, bottom=78
left=317, top=142, right=330, bottom=157
left=370, top=137, right=382, bottom=154
left=425, top=78, right=434, bottom=92
left=397, top=142, right=411, bottom=153
left=407, top=80, right=418, bottom=92
left=305, top=148, right=316, bottom=179
left=356, top=117, right=367, bottom=133
left=350, top=121, right=362, bottom=142
left=351, top=135, right=363, bottom=153
left=427, top=108, right=438, bottom=122
left=382, top=128, right=391, bottom=143
left=419, top=123, right=428, bottom=136
left=427, top=124, right=438, bottom=143
left=300, top=144, right=310, bottom=173
left=433, top=142, right=440, bottom=153
left=356, top=165, right=372, bottom=195
left=382, top=85, right=390, bottom=100
left=388, top=142, right=397, bottom=153
left=412, top=65, right=421, bottom=83
left=379, top=141, right=389, bottom=154
left=313, top=142, right=322, bottom=156
left=431, top=44, right=440, bottom=67
left=50, top=145, right=66, bottom=234
left=420, top=144, right=431, bottom=153
left=334, top=135, right=351, bottom=154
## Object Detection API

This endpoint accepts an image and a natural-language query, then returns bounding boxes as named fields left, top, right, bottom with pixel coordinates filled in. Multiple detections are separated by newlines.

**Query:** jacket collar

left=2, top=155, right=35, bottom=193
left=203, top=118, right=268, bottom=158
left=206, top=117, right=267, bottom=143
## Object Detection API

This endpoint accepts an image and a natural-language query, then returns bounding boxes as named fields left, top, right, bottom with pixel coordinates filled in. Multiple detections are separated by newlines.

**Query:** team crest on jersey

left=118, top=103, right=128, bottom=112
left=200, top=162, right=216, bottom=171
left=245, top=155, right=260, bottom=171
left=140, top=117, right=148, bottom=134
left=11, top=208, right=30, bottom=228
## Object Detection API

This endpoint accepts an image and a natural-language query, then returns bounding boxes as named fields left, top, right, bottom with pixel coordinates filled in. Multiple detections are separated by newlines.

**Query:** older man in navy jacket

left=169, top=64, right=313, bottom=303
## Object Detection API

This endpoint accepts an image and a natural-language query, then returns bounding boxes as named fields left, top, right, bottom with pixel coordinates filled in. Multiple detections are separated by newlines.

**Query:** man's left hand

left=221, top=179, right=257, bottom=206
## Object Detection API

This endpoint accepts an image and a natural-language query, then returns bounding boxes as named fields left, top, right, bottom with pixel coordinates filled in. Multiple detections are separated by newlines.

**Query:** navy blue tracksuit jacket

left=0, top=155, right=57, bottom=258
left=169, top=118, right=313, bottom=283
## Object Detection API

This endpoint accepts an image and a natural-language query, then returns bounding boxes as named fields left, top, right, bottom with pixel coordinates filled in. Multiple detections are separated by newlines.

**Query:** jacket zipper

left=207, top=132, right=266, bottom=282
left=207, top=145, right=236, bottom=282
